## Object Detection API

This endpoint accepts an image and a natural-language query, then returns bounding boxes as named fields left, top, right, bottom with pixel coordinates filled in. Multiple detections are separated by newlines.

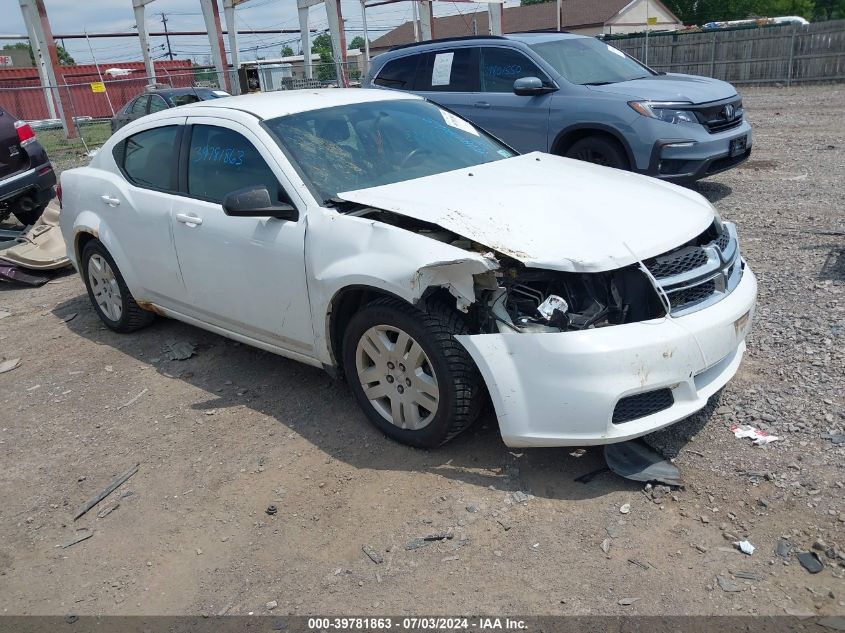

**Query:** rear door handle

left=175, top=213, right=203, bottom=226
left=474, top=101, right=491, bottom=109
left=100, top=195, right=120, bottom=206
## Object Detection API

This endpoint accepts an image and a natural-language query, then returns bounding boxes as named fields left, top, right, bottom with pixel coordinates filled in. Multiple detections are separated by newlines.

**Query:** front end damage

left=344, top=204, right=757, bottom=447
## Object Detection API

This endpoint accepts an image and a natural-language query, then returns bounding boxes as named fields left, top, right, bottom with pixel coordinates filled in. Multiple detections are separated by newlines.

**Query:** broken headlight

left=478, top=265, right=666, bottom=334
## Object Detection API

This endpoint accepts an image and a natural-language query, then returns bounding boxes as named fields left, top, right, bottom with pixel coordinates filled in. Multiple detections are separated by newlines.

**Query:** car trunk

left=0, top=109, right=29, bottom=179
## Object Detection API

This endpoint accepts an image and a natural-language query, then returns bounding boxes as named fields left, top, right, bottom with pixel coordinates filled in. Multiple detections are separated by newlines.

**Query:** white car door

left=99, top=119, right=187, bottom=302
left=170, top=116, right=315, bottom=356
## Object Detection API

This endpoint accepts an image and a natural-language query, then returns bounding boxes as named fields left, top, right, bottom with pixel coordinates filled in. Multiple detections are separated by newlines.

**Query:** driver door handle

left=100, top=195, right=120, bottom=206
left=175, top=213, right=203, bottom=226
left=474, top=101, right=491, bottom=109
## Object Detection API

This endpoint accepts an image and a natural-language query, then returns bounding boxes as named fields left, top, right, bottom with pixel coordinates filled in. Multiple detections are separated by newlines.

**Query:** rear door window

left=114, top=125, right=179, bottom=191
left=417, top=48, right=479, bottom=92
left=480, top=47, right=551, bottom=92
left=374, top=54, right=422, bottom=90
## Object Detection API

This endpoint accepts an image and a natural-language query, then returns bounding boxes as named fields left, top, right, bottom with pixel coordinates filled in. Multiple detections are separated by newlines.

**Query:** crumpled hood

left=588, top=73, right=738, bottom=104
left=337, top=153, right=715, bottom=273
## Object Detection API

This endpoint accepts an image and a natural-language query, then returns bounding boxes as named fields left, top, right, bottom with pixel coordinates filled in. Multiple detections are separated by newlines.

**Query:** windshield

left=529, top=38, right=655, bottom=85
left=263, top=99, right=515, bottom=202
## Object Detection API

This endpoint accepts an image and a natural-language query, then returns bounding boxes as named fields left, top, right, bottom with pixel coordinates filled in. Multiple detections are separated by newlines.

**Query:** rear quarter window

left=415, top=48, right=479, bottom=92
left=113, top=125, right=180, bottom=192
left=374, top=54, right=422, bottom=90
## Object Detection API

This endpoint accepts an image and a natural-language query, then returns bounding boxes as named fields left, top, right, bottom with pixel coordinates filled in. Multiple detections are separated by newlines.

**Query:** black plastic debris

left=604, top=440, right=683, bottom=486
left=0, top=263, right=49, bottom=286
left=265, top=505, right=278, bottom=516
left=797, top=551, right=823, bottom=574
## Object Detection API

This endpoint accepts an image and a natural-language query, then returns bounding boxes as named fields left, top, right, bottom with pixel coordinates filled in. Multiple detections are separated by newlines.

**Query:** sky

left=1, top=0, right=520, bottom=65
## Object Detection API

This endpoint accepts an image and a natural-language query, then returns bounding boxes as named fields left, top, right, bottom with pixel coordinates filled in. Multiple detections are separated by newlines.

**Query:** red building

left=0, top=59, right=194, bottom=121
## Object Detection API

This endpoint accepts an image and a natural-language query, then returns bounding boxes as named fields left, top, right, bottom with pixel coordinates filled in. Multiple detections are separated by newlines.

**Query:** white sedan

left=59, top=89, right=756, bottom=448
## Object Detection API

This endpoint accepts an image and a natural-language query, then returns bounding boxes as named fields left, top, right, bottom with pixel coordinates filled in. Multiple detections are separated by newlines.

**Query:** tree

left=311, top=33, right=334, bottom=55
left=2, top=41, right=75, bottom=66
left=349, top=36, right=368, bottom=50
left=812, top=0, right=845, bottom=19
left=663, top=0, right=815, bottom=22
left=281, top=45, right=294, bottom=57
left=315, top=49, right=336, bottom=81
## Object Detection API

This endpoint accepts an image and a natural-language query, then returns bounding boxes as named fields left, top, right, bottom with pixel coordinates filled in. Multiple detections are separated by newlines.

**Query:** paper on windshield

left=431, top=52, right=454, bottom=86
left=440, top=110, right=479, bottom=136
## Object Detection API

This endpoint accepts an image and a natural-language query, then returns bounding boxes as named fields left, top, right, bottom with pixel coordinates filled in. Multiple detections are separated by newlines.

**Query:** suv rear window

left=374, top=54, right=422, bottom=90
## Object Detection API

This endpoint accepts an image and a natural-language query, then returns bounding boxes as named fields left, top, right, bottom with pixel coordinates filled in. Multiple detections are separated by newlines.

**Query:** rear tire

left=81, top=240, right=155, bottom=333
left=12, top=202, right=47, bottom=227
left=564, top=136, right=629, bottom=170
left=342, top=298, right=484, bottom=448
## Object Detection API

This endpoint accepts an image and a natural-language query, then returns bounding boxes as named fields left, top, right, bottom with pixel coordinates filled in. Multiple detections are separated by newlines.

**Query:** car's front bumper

left=636, top=119, right=753, bottom=183
left=456, top=264, right=757, bottom=447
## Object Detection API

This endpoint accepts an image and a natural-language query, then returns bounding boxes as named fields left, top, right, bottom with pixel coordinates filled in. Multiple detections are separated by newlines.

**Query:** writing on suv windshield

left=529, top=38, right=655, bottom=86
left=264, top=100, right=514, bottom=202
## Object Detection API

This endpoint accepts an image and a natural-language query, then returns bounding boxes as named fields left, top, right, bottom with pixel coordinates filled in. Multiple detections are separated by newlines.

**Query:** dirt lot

left=0, top=85, right=843, bottom=617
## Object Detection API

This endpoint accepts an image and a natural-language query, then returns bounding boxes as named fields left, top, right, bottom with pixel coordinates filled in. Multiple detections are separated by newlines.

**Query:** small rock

left=776, top=538, right=792, bottom=557
left=797, top=552, right=823, bottom=574
left=600, top=538, right=611, bottom=554
left=617, top=597, right=639, bottom=606
left=716, top=575, right=743, bottom=592
left=362, top=545, right=383, bottom=564
left=466, top=504, right=478, bottom=513
left=496, top=518, right=512, bottom=531
left=701, top=515, right=710, bottom=524
left=266, top=601, right=277, bottom=611
left=510, top=491, right=531, bottom=503
left=619, top=503, right=630, bottom=514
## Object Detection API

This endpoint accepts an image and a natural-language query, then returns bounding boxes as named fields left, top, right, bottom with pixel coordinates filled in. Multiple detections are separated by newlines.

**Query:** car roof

left=186, top=88, right=420, bottom=119
left=385, top=31, right=587, bottom=53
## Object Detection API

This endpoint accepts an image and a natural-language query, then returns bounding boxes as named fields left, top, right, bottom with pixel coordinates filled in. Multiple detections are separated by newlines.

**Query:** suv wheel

left=81, top=240, right=155, bottom=333
left=342, top=298, right=484, bottom=448
left=565, top=136, right=629, bottom=170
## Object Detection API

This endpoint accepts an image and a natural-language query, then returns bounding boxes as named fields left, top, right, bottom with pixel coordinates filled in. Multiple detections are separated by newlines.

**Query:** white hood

left=338, top=153, right=715, bottom=273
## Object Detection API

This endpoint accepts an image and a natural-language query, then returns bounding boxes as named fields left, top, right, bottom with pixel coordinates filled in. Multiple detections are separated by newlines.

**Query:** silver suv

left=365, top=33, right=752, bottom=183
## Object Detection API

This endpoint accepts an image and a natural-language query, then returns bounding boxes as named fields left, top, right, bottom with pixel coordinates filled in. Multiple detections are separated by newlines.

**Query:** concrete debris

left=716, top=575, right=743, bottom=592
left=619, top=503, right=631, bottom=514
left=797, top=551, right=824, bottom=574
left=266, top=600, right=277, bottom=610
left=617, top=597, right=639, bottom=606
left=775, top=538, right=792, bottom=557
left=166, top=339, right=196, bottom=361
left=362, top=545, right=383, bottom=564
left=509, top=491, right=531, bottom=503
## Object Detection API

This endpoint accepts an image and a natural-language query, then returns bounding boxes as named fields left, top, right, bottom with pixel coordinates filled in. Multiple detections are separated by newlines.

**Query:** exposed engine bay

left=350, top=205, right=668, bottom=333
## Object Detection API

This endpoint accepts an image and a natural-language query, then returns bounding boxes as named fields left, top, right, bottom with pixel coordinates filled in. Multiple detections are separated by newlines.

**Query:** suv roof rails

left=388, top=34, right=509, bottom=52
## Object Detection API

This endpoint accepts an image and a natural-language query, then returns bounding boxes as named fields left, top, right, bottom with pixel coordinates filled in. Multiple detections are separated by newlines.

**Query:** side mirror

left=222, top=185, right=298, bottom=221
left=513, top=76, right=556, bottom=96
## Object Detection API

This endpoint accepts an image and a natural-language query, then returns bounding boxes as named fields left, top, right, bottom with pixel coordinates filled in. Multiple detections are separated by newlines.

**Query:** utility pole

left=160, top=12, right=173, bottom=60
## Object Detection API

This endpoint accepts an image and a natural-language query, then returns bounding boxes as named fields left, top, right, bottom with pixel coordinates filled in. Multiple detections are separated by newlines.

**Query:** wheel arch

left=550, top=123, right=636, bottom=169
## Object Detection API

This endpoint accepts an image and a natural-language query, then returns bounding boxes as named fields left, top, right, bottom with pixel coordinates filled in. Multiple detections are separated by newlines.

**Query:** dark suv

left=0, top=107, right=55, bottom=226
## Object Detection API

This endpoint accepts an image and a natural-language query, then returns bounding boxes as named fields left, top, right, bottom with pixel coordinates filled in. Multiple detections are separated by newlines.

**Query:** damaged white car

left=59, top=89, right=757, bottom=448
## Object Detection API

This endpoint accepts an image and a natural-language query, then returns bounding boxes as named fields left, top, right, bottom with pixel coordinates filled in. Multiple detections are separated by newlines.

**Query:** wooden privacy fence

left=608, top=20, right=845, bottom=85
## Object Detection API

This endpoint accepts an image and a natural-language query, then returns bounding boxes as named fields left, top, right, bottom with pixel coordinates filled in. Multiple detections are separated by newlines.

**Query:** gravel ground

left=0, top=85, right=842, bottom=617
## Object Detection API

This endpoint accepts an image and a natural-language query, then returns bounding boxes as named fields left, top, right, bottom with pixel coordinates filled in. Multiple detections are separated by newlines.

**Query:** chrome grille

left=645, top=222, right=742, bottom=316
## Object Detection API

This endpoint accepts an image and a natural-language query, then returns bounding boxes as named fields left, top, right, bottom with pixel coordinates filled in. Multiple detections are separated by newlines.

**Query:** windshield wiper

left=324, top=197, right=365, bottom=213
left=582, top=81, right=616, bottom=86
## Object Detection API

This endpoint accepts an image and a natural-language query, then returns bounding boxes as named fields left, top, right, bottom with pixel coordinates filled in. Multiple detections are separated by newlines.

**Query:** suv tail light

left=56, top=183, right=62, bottom=208
left=14, top=120, right=36, bottom=146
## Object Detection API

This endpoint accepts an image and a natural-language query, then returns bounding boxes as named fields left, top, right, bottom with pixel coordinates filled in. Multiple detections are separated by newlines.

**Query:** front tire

left=565, top=136, right=629, bottom=170
left=342, top=298, right=484, bottom=448
left=81, top=240, right=155, bottom=333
